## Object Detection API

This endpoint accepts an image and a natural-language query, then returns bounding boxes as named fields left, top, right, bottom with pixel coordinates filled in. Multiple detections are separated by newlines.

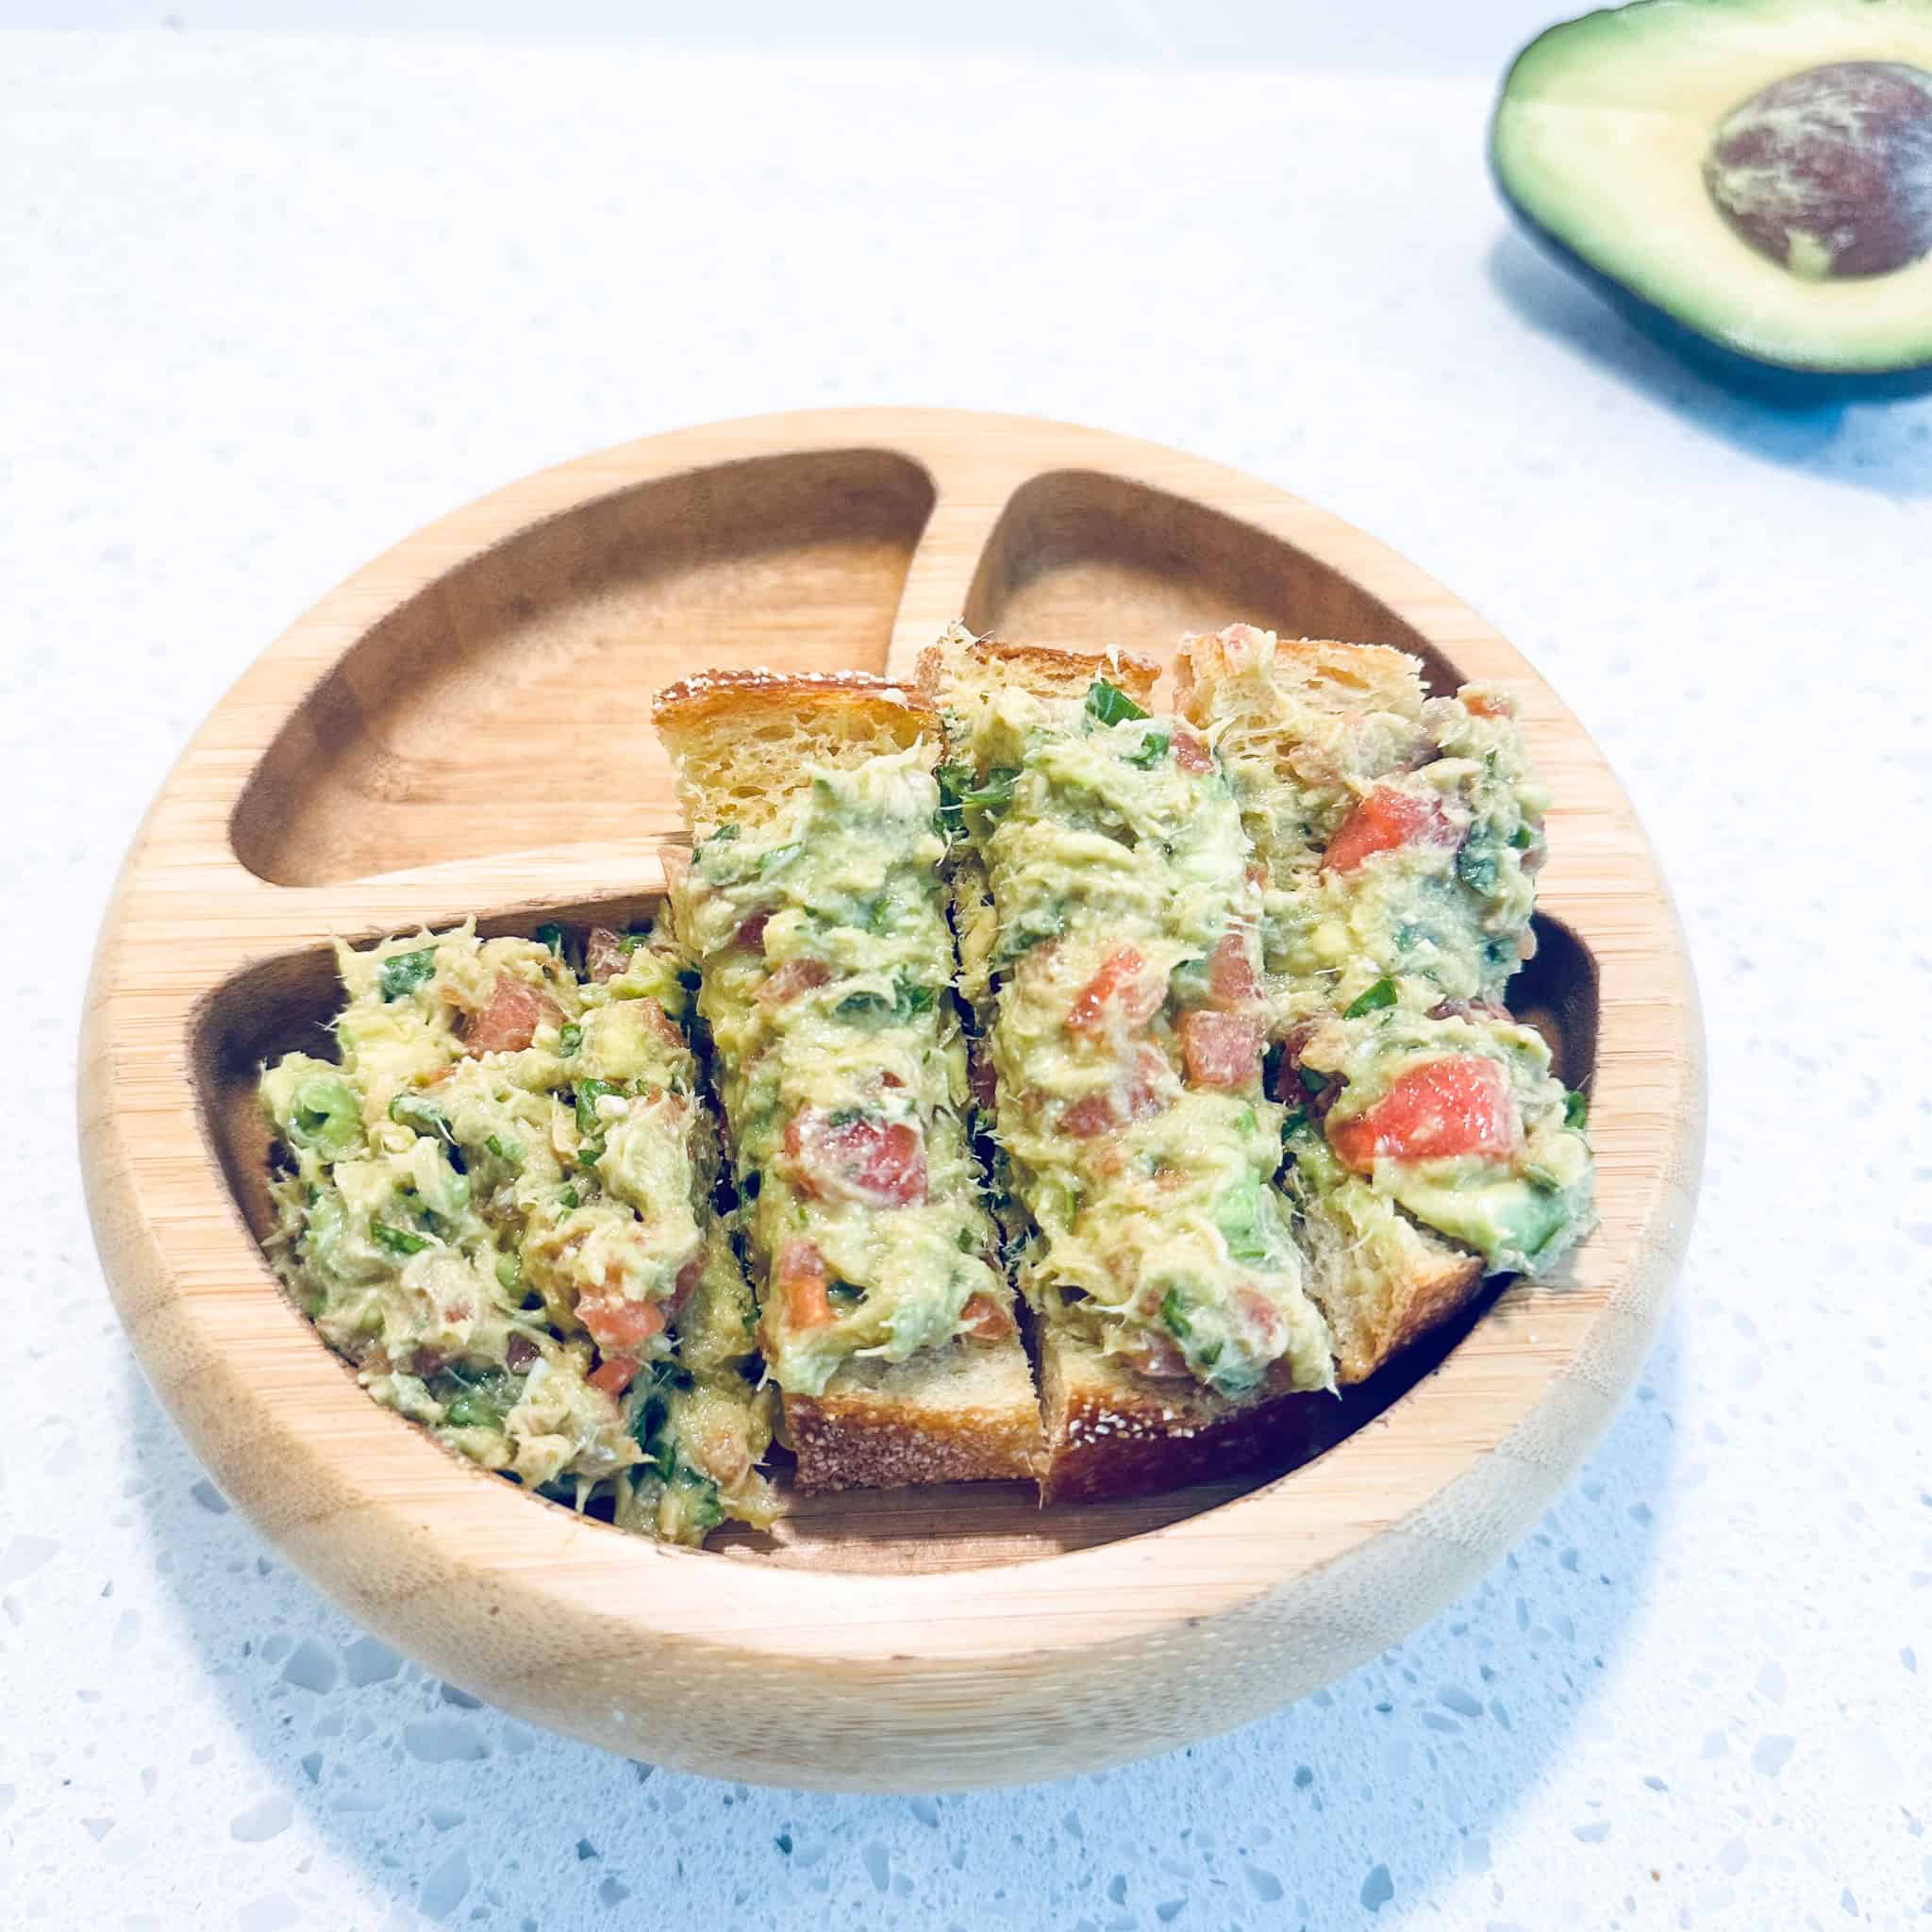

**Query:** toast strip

left=258, top=918, right=780, bottom=1546
left=652, top=670, right=1039, bottom=1492
left=1175, top=625, right=1594, bottom=1381
left=919, top=626, right=1334, bottom=1502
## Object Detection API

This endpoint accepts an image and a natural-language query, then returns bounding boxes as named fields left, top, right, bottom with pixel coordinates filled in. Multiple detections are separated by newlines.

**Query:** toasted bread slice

left=920, top=625, right=1332, bottom=1501
left=654, top=667, right=1040, bottom=1494
left=1175, top=625, right=1552, bottom=1383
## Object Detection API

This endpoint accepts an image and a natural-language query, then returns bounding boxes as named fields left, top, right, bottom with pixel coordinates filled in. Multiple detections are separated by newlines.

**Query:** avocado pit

left=1704, top=60, right=1932, bottom=279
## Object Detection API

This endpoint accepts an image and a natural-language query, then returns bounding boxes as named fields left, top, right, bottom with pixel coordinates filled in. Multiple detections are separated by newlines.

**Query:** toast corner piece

left=783, top=1336, right=1042, bottom=1494
left=1174, top=626, right=1427, bottom=727
left=651, top=667, right=941, bottom=837
left=1321, top=1241, right=1485, bottom=1387
left=1035, top=1330, right=1323, bottom=1505
left=916, top=625, right=1161, bottom=718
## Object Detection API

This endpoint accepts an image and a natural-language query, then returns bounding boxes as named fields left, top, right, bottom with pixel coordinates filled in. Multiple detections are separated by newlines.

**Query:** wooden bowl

left=79, top=408, right=1702, bottom=1791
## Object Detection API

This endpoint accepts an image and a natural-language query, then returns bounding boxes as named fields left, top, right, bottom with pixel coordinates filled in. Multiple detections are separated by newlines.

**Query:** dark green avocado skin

left=1491, top=148, right=1932, bottom=404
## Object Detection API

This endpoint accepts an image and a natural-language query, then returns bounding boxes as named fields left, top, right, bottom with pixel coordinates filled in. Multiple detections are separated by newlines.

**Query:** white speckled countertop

left=5, top=25, right=1930, bottom=1931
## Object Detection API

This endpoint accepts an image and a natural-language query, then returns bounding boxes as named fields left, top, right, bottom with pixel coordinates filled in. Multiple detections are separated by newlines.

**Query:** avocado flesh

left=1492, top=0, right=1932, bottom=375
left=1392, top=1174, right=1573, bottom=1275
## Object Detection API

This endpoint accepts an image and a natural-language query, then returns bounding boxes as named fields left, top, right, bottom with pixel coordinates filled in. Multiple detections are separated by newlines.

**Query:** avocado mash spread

left=1205, top=625, right=1550, bottom=1019
left=672, top=745, right=1015, bottom=1397
left=950, top=674, right=1334, bottom=1398
left=258, top=920, right=779, bottom=1546
left=1280, top=1005, right=1593, bottom=1282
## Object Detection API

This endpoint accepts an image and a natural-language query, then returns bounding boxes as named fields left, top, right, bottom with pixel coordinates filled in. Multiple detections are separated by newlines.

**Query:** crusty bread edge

left=916, top=629, right=1161, bottom=716
left=1036, top=1329, right=1324, bottom=1505
left=785, top=1341, right=1042, bottom=1493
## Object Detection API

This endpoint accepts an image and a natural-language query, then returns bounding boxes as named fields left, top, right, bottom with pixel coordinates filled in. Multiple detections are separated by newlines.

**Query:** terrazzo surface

left=4, top=26, right=1929, bottom=1931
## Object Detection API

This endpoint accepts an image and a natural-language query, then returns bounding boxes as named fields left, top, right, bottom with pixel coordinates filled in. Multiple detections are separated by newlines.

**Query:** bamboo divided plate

left=80, top=408, right=1703, bottom=1791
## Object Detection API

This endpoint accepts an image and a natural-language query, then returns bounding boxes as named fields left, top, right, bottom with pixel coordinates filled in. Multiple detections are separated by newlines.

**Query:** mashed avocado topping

left=673, top=746, right=1013, bottom=1398
left=258, top=920, right=778, bottom=1546
left=1204, top=625, right=1551, bottom=1017
left=953, top=677, right=1333, bottom=1398
left=1281, top=1007, right=1593, bottom=1278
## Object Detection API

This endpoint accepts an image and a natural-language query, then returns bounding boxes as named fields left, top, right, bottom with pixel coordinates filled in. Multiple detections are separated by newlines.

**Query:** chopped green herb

left=371, top=1221, right=432, bottom=1257
left=558, top=1185, right=579, bottom=1211
left=962, top=766, right=1020, bottom=812
left=1508, top=824, right=1536, bottom=850
left=484, top=1132, right=521, bottom=1164
left=1563, top=1088, right=1589, bottom=1131
left=1159, top=1287, right=1191, bottom=1339
left=956, top=1226, right=979, bottom=1254
left=377, top=948, right=437, bottom=1002
left=1085, top=677, right=1149, bottom=726
left=936, top=763, right=974, bottom=838
left=757, top=842, right=803, bottom=876
left=1213, top=1177, right=1272, bottom=1262
left=835, top=980, right=938, bottom=1025
left=1123, top=728, right=1171, bottom=768
left=1344, top=976, right=1397, bottom=1018
left=558, top=1023, right=583, bottom=1058
left=574, top=1077, right=622, bottom=1167
left=534, top=922, right=564, bottom=957
left=388, top=1091, right=454, bottom=1146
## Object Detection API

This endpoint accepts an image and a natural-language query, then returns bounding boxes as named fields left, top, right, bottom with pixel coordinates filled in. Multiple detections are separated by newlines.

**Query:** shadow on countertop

left=126, top=1289, right=1686, bottom=1929
left=1486, top=230, right=1932, bottom=501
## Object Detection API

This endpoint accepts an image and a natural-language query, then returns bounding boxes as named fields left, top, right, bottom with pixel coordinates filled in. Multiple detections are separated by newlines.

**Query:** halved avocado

left=1492, top=0, right=1932, bottom=391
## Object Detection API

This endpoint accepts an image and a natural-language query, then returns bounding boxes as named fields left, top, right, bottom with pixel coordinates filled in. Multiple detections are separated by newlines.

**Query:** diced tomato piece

left=959, top=1291, right=1015, bottom=1341
left=1065, top=946, right=1163, bottom=1038
left=1059, top=1045, right=1172, bottom=1137
left=576, top=1291, right=666, bottom=1352
left=585, top=927, right=627, bottom=982
left=1123, top=1329, right=1191, bottom=1379
left=1324, top=787, right=1457, bottom=874
left=672, top=1252, right=704, bottom=1314
left=1463, top=689, right=1514, bottom=720
left=1328, top=1057, right=1521, bottom=1172
left=784, top=1110, right=928, bottom=1207
left=463, top=976, right=564, bottom=1055
left=1173, top=730, right=1213, bottom=774
left=588, top=1355, right=639, bottom=1397
left=1178, top=1009, right=1264, bottom=1090
left=775, top=1238, right=835, bottom=1329
left=1206, top=931, right=1261, bottom=1009
left=635, top=997, right=685, bottom=1048
left=968, top=1046, right=998, bottom=1113
left=736, top=908, right=771, bottom=952
left=758, top=957, right=830, bottom=1004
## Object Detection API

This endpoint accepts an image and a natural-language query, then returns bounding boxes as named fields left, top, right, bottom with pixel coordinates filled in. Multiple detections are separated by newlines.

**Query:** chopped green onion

left=371, top=1221, right=432, bottom=1257
left=484, top=1132, right=521, bottom=1164
left=377, top=948, right=437, bottom=1003
left=558, top=1185, right=579, bottom=1210
left=1508, top=824, right=1536, bottom=850
left=936, top=763, right=974, bottom=838
left=1344, top=977, right=1397, bottom=1018
left=1085, top=677, right=1149, bottom=726
left=1563, top=1089, right=1589, bottom=1131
